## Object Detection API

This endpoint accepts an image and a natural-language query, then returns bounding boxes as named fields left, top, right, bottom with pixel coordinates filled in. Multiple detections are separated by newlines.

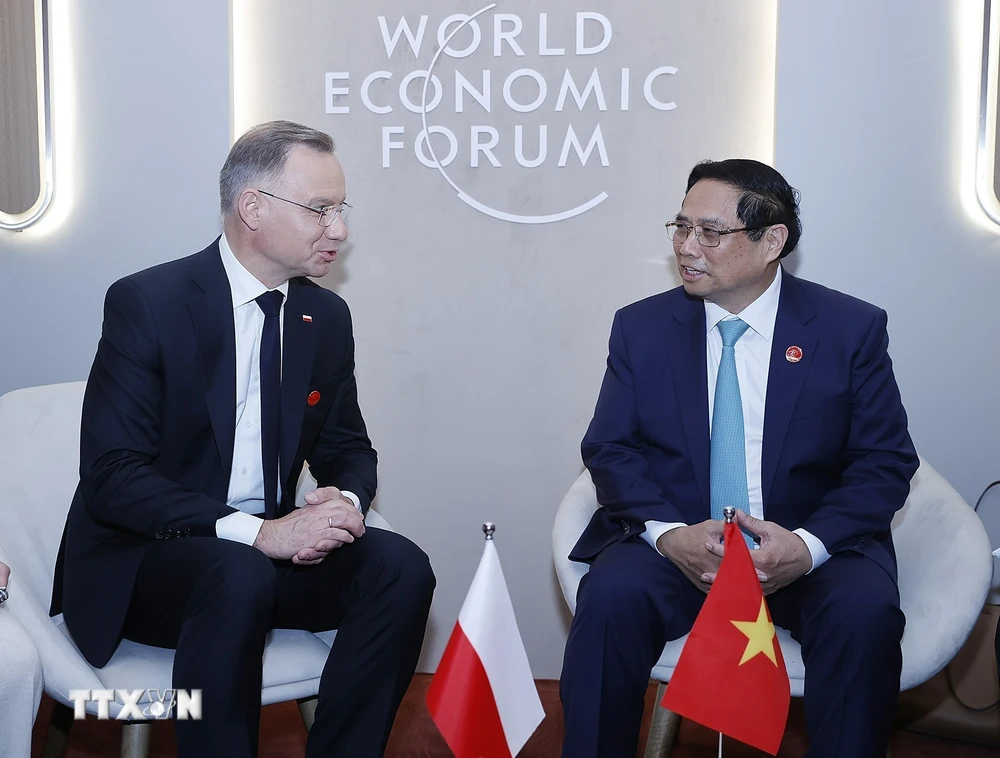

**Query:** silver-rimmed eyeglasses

left=258, top=189, right=352, bottom=227
left=665, top=221, right=767, bottom=248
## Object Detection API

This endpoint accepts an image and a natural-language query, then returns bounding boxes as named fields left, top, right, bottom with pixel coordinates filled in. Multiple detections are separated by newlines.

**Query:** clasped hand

left=657, top=511, right=810, bottom=595
left=252, top=487, right=364, bottom=565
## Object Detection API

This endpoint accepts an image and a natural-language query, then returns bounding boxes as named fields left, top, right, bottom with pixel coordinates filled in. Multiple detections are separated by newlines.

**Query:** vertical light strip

left=975, top=0, right=1000, bottom=228
left=23, top=0, right=76, bottom=238
left=0, top=0, right=52, bottom=231
left=230, top=0, right=253, bottom=142
left=228, top=0, right=236, bottom=143
left=36, top=0, right=52, bottom=216
left=763, top=0, right=779, bottom=165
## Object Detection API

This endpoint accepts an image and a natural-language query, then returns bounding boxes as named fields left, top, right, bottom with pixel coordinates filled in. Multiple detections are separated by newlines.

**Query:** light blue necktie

left=710, top=318, right=755, bottom=549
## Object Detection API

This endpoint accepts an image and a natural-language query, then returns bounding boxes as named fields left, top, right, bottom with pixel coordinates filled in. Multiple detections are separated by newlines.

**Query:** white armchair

left=0, top=381, right=393, bottom=758
left=552, top=460, right=994, bottom=756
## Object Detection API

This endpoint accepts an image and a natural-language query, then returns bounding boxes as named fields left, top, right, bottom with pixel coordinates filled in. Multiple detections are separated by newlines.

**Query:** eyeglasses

left=258, top=189, right=352, bottom=227
left=665, top=221, right=767, bottom=248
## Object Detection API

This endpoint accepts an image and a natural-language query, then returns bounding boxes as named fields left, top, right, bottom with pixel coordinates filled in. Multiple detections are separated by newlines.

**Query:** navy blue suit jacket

left=51, top=241, right=377, bottom=667
left=571, top=270, right=918, bottom=583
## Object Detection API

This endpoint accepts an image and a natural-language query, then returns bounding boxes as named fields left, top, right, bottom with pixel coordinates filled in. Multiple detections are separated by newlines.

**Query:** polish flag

left=426, top=536, right=545, bottom=758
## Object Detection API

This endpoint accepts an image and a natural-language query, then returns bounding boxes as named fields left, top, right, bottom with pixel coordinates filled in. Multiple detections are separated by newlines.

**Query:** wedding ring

left=0, top=587, right=8, bottom=604
left=328, top=516, right=333, bottom=528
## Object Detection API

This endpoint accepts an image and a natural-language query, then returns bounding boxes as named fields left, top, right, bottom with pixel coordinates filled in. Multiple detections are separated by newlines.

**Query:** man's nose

left=325, top=217, right=347, bottom=241
left=677, top=232, right=701, bottom=258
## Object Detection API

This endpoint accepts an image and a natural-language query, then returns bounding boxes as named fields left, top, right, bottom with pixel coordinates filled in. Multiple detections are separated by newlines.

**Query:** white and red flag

left=426, top=529, right=545, bottom=758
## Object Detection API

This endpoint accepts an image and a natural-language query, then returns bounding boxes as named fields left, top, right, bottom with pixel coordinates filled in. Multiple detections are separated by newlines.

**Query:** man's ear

left=763, top=224, right=788, bottom=263
left=237, top=189, right=261, bottom=231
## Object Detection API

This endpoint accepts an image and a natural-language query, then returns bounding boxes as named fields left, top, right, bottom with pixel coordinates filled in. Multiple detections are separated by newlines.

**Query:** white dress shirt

left=215, top=234, right=360, bottom=545
left=640, top=266, right=831, bottom=572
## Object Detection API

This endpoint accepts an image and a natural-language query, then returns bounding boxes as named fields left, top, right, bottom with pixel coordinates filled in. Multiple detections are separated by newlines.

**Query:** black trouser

left=122, top=528, right=435, bottom=758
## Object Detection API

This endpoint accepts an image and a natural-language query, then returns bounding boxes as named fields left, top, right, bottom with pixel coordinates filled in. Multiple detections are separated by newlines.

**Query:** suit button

left=621, top=521, right=630, bottom=536
left=155, top=531, right=165, bottom=540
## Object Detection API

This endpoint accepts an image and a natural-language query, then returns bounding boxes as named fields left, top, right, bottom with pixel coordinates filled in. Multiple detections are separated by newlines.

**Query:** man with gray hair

left=51, top=120, right=435, bottom=757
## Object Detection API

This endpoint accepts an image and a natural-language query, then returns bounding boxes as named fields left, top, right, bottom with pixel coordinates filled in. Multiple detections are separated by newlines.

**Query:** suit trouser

left=0, top=609, right=44, bottom=758
left=559, top=538, right=904, bottom=758
left=121, top=527, right=435, bottom=758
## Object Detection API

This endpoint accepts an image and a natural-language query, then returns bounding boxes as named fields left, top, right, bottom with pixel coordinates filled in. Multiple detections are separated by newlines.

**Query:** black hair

left=686, top=159, right=802, bottom=258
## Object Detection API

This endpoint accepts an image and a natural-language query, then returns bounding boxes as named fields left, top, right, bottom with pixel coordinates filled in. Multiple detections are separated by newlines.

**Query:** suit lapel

left=667, top=296, right=711, bottom=509
left=279, top=281, right=318, bottom=487
left=761, top=273, right=818, bottom=504
left=188, top=242, right=237, bottom=478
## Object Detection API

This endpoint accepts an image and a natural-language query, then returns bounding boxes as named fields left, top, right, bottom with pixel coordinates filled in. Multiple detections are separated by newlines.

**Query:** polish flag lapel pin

left=302, top=314, right=313, bottom=323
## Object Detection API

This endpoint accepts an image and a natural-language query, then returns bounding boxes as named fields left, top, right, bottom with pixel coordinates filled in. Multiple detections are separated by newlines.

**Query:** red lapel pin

left=785, top=346, right=803, bottom=363
left=302, top=315, right=313, bottom=323
left=307, top=390, right=321, bottom=406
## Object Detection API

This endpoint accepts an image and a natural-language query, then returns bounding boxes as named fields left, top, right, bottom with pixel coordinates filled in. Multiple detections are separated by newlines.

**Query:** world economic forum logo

left=324, top=4, right=677, bottom=224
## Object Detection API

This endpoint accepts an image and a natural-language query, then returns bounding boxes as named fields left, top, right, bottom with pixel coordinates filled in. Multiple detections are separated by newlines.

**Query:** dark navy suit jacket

left=51, top=240, right=377, bottom=668
left=571, top=270, right=918, bottom=582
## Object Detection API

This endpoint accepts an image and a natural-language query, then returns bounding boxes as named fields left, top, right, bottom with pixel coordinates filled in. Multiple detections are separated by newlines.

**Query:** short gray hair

left=219, top=120, right=336, bottom=216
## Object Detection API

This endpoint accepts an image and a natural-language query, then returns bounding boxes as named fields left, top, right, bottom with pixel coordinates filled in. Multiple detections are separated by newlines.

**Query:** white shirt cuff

left=642, top=520, right=687, bottom=556
left=216, top=511, right=264, bottom=545
left=341, top=490, right=362, bottom=511
left=793, top=528, right=830, bottom=573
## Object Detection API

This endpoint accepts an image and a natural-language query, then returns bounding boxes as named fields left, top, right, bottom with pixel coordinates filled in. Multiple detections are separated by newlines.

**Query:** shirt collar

left=219, top=233, right=289, bottom=309
left=704, top=265, right=783, bottom=343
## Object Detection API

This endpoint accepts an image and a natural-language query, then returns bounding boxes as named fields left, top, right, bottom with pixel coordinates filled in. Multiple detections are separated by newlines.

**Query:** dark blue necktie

left=256, top=290, right=283, bottom=520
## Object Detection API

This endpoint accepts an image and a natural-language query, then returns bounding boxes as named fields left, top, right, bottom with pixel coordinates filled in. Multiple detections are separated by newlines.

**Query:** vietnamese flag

left=661, top=520, right=790, bottom=755
left=426, top=535, right=545, bottom=758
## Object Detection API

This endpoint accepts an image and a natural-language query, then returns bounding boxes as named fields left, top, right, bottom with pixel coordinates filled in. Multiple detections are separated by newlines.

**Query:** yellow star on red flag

left=731, top=598, right=778, bottom=666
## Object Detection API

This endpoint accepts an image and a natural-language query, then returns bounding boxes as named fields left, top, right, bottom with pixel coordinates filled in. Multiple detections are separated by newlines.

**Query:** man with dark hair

left=51, top=120, right=435, bottom=758
left=560, top=158, right=917, bottom=757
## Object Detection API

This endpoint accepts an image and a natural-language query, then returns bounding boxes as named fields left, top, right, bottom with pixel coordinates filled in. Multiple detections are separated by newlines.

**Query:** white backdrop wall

left=775, top=0, right=1000, bottom=602
left=0, top=0, right=230, bottom=393
left=234, top=0, right=778, bottom=675
left=0, top=0, right=997, bottom=683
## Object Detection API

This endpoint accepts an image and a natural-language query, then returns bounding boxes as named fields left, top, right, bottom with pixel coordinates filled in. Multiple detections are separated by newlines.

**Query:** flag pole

left=718, top=507, right=735, bottom=758
left=483, top=521, right=495, bottom=540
